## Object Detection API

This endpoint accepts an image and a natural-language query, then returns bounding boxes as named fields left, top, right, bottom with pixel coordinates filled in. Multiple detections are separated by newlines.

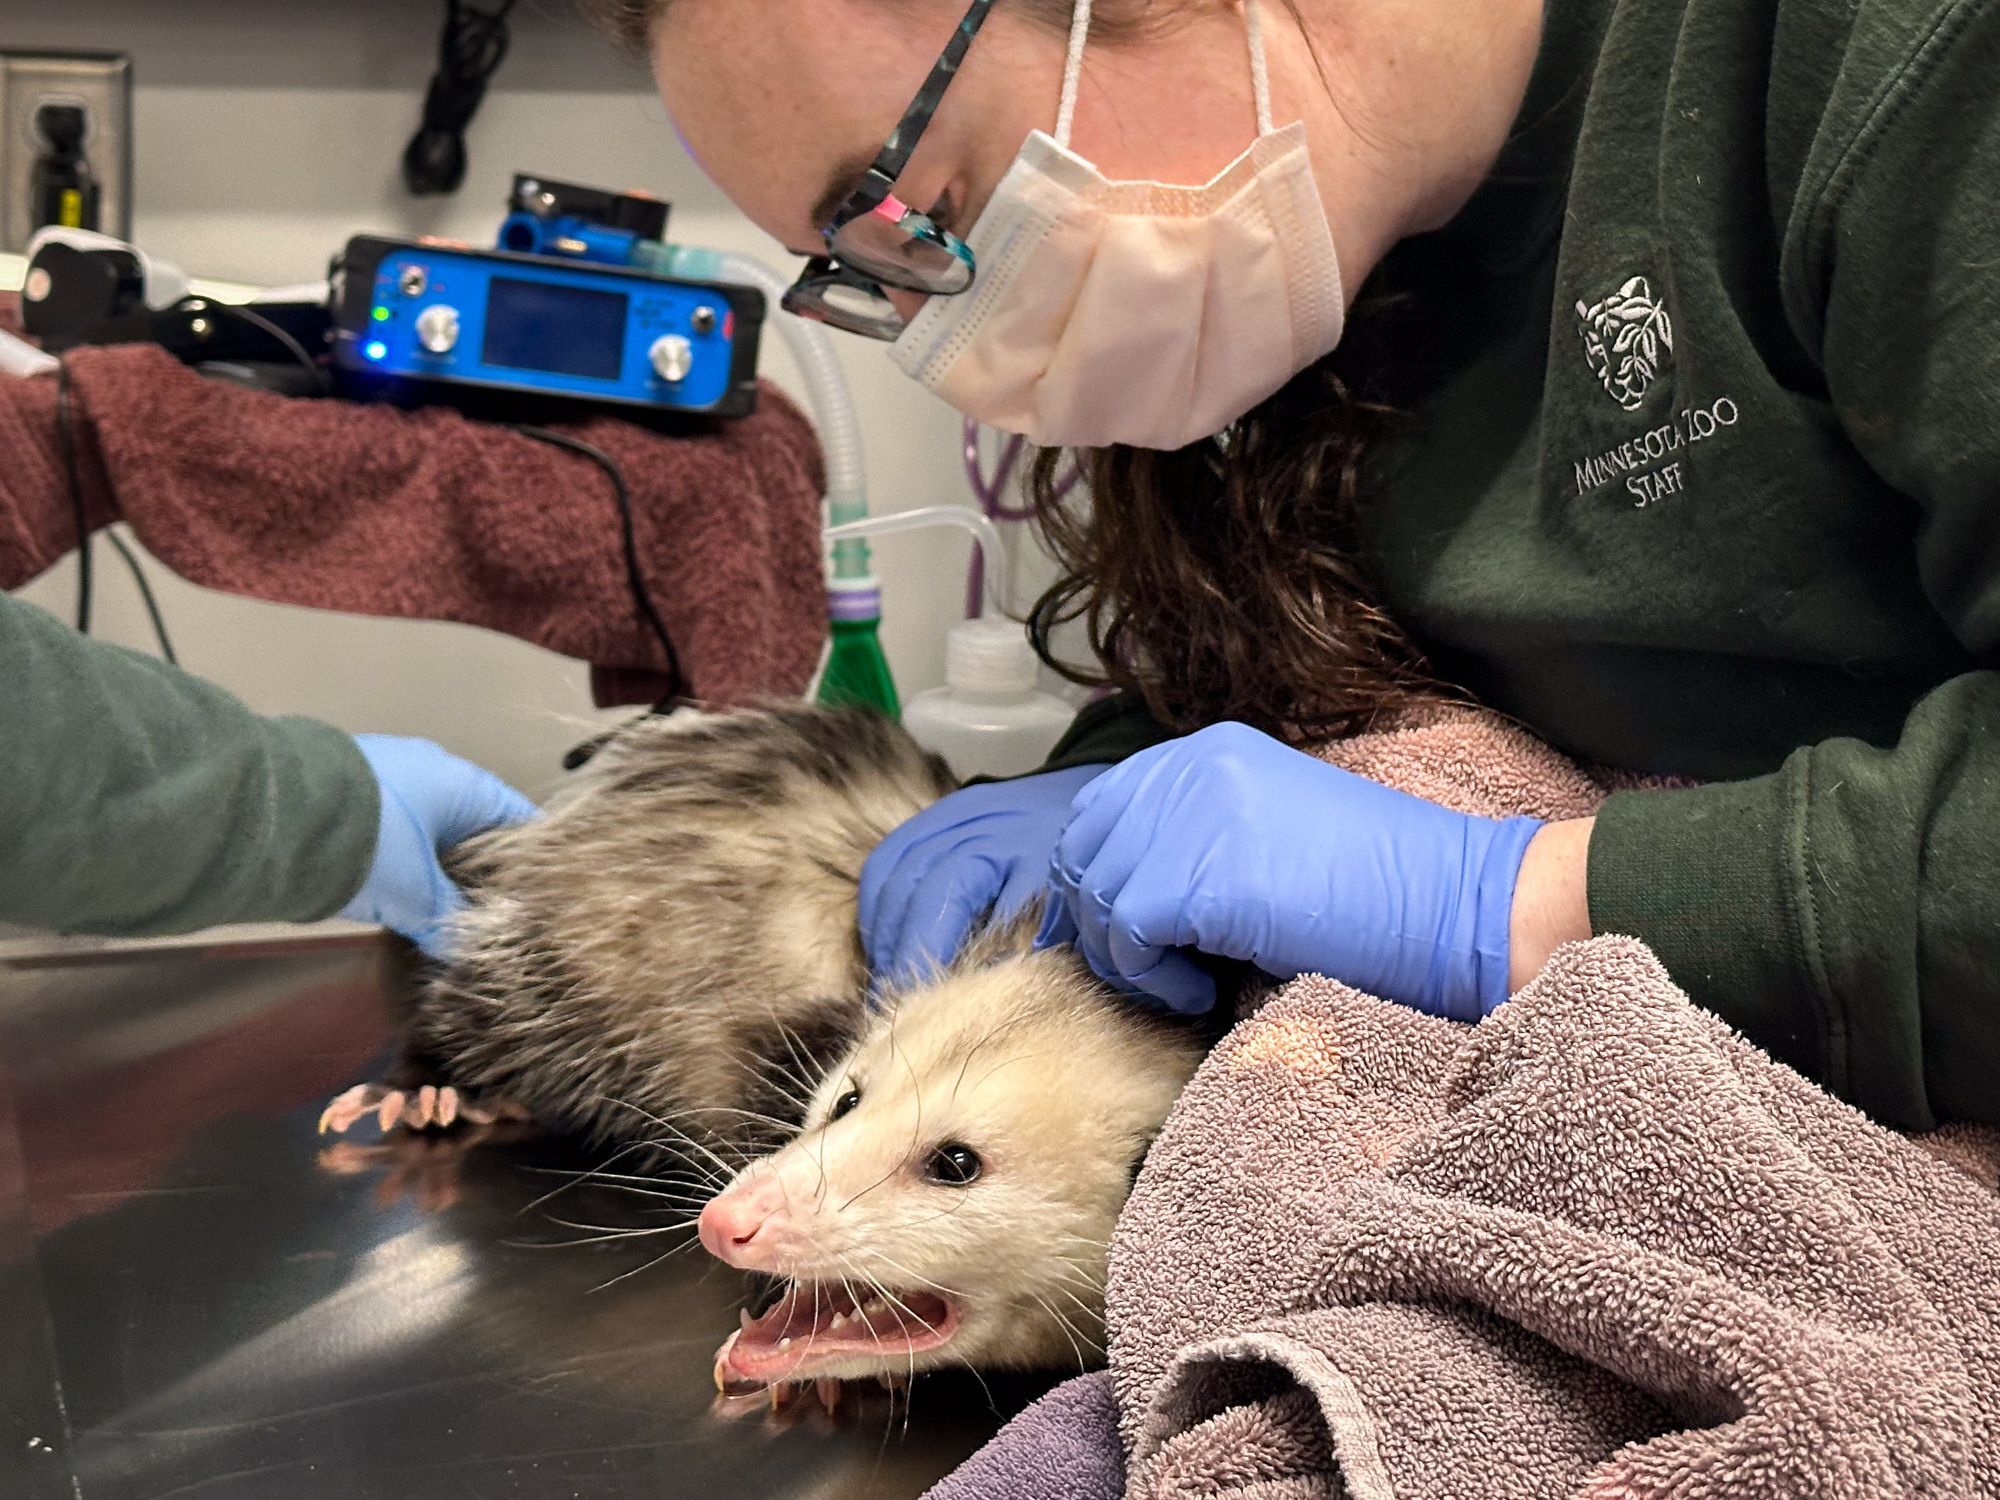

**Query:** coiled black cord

left=511, top=425, right=688, bottom=703
left=403, top=0, right=519, bottom=196
left=55, top=360, right=91, bottom=634
left=54, top=359, right=178, bottom=663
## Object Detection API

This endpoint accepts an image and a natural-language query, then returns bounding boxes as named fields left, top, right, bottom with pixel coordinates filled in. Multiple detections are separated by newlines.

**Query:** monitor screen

left=482, top=276, right=628, bottom=381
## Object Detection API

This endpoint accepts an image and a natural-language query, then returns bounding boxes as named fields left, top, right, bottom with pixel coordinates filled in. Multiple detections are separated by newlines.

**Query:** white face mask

left=889, top=0, right=1346, bottom=451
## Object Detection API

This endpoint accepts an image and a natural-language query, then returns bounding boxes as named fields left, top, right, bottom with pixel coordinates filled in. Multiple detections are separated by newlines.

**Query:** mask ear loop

left=1058, top=0, right=1273, bottom=146
left=1054, top=0, right=1094, bottom=146
left=1245, top=0, right=1276, bottom=135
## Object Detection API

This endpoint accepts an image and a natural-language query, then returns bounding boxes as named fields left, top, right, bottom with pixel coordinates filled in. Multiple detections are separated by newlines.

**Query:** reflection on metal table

left=0, top=933, right=1041, bottom=1499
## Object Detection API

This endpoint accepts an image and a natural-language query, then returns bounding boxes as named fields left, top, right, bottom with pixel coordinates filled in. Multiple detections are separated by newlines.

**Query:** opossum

left=319, top=703, right=1208, bottom=1392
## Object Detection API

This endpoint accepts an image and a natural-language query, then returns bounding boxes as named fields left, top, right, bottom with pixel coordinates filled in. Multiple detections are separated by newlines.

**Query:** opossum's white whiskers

left=515, top=1138, right=676, bottom=1214
left=1032, top=1296, right=1096, bottom=1376
left=1049, top=1283, right=1105, bottom=1331
left=536, top=1212, right=703, bottom=1247
left=833, top=1255, right=892, bottom=1367
left=677, top=1103, right=808, bottom=1134
left=971, top=1050, right=1054, bottom=1093
left=524, top=1164, right=714, bottom=1197
left=895, top=1190, right=975, bottom=1232
left=863, top=1278, right=936, bottom=1391
left=947, top=1014, right=1031, bottom=1109
left=865, top=1249, right=965, bottom=1302
left=768, top=1017, right=834, bottom=1101
left=722, top=1037, right=815, bottom=1117
left=940, top=1349, right=999, bottom=1415
left=1026, top=1289, right=1092, bottom=1373
left=601, top=1097, right=744, bottom=1181
left=585, top=1234, right=707, bottom=1294
left=834, top=1025, right=924, bottom=1214
left=812, top=1103, right=835, bottom=1209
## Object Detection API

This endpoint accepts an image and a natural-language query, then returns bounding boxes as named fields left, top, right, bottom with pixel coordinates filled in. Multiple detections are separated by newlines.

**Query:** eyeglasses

left=780, top=0, right=996, bottom=340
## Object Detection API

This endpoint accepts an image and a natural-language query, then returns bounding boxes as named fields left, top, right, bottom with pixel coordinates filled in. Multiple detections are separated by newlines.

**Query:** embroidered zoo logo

left=1575, top=276, right=1674, bottom=411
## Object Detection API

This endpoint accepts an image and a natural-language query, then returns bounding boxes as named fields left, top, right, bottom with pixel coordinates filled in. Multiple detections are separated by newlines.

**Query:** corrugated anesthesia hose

left=662, top=247, right=872, bottom=580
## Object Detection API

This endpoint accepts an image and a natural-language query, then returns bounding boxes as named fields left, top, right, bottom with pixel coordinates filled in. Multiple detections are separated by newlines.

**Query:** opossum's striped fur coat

left=412, top=704, right=957, bottom=1156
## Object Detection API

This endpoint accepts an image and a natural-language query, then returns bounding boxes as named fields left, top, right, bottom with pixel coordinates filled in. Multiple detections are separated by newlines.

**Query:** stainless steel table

left=0, top=935, right=1040, bottom=1499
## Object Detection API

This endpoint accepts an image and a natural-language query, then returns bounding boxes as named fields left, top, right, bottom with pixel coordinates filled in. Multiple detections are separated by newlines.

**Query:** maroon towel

left=0, top=339, right=827, bottom=707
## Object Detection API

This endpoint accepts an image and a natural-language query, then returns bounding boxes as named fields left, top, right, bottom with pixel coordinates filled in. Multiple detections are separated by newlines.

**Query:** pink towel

left=930, top=708, right=2000, bottom=1500
left=0, top=330, right=827, bottom=708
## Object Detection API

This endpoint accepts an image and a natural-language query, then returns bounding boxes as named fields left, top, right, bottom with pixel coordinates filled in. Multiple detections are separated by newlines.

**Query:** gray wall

left=3, top=0, right=1048, bottom=801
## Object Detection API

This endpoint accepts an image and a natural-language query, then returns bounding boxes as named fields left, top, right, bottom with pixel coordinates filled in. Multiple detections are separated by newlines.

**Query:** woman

left=589, top=0, right=1997, bottom=1128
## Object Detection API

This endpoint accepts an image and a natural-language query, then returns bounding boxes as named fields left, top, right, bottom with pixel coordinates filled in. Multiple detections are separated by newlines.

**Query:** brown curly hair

left=575, top=0, right=1436, bottom=740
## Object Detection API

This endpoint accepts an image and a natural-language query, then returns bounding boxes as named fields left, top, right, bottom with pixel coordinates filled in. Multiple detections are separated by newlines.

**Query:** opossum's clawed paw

left=317, top=1083, right=530, bottom=1136
left=317, top=1084, right=394, bottom=1135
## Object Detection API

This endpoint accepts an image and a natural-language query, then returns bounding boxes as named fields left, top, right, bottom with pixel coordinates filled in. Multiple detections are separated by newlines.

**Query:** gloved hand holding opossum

left=320, top=704, right=1219, bottom=1405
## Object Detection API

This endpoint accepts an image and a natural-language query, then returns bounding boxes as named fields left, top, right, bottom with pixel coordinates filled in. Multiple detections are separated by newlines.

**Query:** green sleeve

left=1591, top=19, right=2000, bottom=1131
left=0, top=590, right=380, bottom=936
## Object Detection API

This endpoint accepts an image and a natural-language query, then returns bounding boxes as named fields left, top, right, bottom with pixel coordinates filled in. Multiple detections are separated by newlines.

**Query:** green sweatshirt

left=0, top=591, right=378, bottom=936
left=1057, top=0, right=2000, bottom=1129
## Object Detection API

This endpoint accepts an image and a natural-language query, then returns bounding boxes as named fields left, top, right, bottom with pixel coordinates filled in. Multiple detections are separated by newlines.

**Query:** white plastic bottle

left=902, top=618, right=1076, bottom=780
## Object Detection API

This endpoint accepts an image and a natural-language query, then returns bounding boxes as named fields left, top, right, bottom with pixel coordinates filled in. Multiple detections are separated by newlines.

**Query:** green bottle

left=817, top=580, right=900, bottom=718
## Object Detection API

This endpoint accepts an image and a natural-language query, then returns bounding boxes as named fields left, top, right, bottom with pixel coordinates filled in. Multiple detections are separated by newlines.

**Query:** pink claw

left=375, top=1090, right=407, bottom=1132
left=318, top=1084, right=388, bottom=1135
left=815, top=1378, right=841, bottom=1415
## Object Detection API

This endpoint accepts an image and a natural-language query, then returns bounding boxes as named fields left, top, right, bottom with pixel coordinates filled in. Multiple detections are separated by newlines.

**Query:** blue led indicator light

left=365, top=340, right=389, bottom=361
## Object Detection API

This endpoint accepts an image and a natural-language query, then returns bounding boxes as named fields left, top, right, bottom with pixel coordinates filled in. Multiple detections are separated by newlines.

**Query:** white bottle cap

left=944, top=617, right=1040, bottom=698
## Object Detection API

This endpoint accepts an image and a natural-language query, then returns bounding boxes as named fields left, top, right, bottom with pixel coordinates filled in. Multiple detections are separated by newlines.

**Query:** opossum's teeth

left=816, top=1378, right=842, bottom=1415
left=717, top=1282, right=958, bottom=1384
left=712, top=1330, right=766, bottom=1397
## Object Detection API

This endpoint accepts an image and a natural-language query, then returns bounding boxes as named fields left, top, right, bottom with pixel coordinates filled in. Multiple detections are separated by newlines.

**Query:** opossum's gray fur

left=409, top=703, right=958, bottom=1156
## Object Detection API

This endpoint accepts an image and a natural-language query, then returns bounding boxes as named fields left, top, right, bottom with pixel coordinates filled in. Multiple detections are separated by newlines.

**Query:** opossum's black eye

left=924, top=1142, right=983, bottom=1186
left=829, top=1086, right=861, bottom=1121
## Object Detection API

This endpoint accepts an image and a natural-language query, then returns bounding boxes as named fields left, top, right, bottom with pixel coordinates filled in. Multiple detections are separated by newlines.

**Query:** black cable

left=53, top=359, right=180, bottom=663
left=510, top=425, right=688, bottom=703
left=185, top=299, right=331, bottom=395
left=54, top=359, right=92, bottom=634
left=403, top=0, right=519, bottom=196
left=103, top=528, right=179, bottom=665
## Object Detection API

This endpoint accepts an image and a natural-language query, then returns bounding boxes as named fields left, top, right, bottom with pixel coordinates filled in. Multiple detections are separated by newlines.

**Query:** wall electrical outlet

left=0, top=51, right=132, bottom=253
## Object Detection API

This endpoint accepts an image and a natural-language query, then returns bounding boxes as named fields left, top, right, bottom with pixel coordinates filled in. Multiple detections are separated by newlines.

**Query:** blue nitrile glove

left=860, top=764, right=1112, bottom=986
left=1036, top=723, right=1542, bottom=1018
left=338, top=735, right=539, bottom=960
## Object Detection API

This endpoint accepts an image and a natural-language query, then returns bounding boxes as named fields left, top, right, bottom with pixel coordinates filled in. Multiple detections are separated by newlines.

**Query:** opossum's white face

left=700, top=945, right=1201, bottom=1390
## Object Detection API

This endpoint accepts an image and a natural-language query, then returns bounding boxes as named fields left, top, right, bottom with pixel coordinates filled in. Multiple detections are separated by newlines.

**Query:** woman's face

left=651, top=0, right=1297, bottom=319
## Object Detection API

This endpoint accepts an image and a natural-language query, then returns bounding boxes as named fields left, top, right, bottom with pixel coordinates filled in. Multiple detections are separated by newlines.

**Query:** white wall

left=4, top=0, right=1057, bottom=801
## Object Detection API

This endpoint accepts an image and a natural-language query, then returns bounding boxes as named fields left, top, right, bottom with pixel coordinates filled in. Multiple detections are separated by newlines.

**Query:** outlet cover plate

left=0, top=51, right=132, bottom=253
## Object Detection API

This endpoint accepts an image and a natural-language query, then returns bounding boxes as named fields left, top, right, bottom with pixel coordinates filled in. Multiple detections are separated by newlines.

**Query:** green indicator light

left=372, top=306, right=391, bottom=322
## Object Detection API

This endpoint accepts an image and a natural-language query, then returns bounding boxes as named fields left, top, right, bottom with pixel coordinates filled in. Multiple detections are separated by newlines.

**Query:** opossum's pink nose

left=699, top=1177, right=792, bottom=1269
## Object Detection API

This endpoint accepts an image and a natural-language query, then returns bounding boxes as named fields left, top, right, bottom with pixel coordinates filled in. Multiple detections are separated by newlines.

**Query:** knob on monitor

left=416, top=304, right=460, bottom=355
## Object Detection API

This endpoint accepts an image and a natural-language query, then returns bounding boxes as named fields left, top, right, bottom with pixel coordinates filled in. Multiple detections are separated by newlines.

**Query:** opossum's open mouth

left=714, top=1282, right=959, bottom=1388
